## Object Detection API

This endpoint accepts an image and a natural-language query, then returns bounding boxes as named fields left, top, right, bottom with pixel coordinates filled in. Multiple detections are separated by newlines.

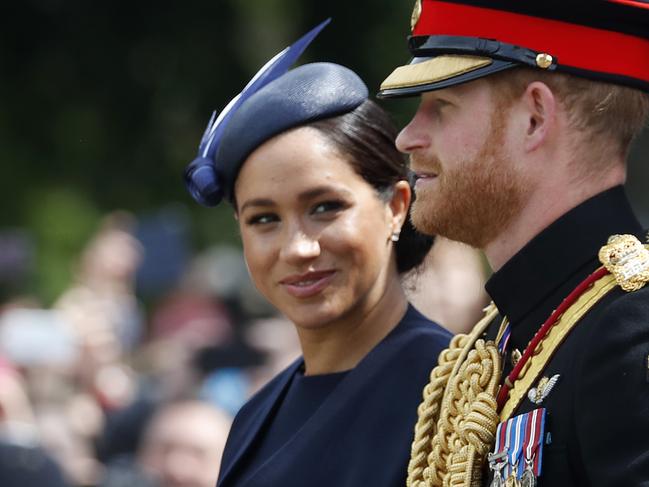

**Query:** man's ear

left=521, top=81, right=558, bottom=153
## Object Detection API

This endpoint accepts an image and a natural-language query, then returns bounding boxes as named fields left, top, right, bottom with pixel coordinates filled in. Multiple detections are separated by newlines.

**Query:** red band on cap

left=413, top=1, right=649, bottom=83
left=608, top=0, right=649, bottom=9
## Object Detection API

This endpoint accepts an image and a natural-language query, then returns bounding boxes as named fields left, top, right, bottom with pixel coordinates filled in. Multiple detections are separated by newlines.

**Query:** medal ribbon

left=496, top=409, right=547, bottom=482
left=535, top=409, right=547, bottom=475
left=497, top=321, right=512, bottom=355
left=493, top=420, right=506, bottom=456
left=517, top=409, right=535, bottom=478
left=504, top=418, right=515, bottom=478
left=508, top=414, right=525, bottom=478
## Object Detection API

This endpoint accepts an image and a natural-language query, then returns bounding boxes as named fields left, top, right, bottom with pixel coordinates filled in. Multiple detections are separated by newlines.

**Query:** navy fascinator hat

left=185, top=19, right=369, bottom=206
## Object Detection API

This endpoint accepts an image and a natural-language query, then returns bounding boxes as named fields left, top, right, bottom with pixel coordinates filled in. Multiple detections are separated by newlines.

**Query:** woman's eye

left=247, top=213, right=279, bottom=225
left=311, top=201, right=345, bottom=215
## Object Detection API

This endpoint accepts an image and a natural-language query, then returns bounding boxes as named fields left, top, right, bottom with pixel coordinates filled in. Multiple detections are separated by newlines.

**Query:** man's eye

left=247, top=213, right=279, bottom=225
left=427, top=99, right=451, bottom=116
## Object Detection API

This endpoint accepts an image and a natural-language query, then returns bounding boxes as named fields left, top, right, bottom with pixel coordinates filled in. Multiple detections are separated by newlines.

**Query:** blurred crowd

left=0, top=210, right=488, bottom=487
left=0, top=211, right=306, bottom=487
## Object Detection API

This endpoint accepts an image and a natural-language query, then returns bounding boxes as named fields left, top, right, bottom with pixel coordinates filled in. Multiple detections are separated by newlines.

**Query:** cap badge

left=411, top=0, right=422, bottom=32
left=535, top=53, right=554, bottom=69
left=527, top=374, right=560, bottom=405
left=599, top=234, right=649, bottom=292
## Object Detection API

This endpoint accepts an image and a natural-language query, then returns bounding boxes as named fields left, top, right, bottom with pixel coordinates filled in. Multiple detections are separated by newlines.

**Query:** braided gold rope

left=406, top=334, right=467, bottom=486
left=428, top=340, right=501, bottom=486
left=407, top=304, right=500, bottom=487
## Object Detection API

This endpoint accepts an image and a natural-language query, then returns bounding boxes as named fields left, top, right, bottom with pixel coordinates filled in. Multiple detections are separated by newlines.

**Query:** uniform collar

left=485, top=186, right=643, bottom=324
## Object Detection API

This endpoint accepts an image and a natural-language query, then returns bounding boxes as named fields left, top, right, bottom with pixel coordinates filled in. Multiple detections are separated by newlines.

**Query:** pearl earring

left=391, top=230, right=401, bottom=242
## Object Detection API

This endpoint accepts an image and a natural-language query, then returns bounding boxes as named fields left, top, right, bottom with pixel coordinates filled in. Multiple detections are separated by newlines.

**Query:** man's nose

left=395, top=106, right=429, bottom=154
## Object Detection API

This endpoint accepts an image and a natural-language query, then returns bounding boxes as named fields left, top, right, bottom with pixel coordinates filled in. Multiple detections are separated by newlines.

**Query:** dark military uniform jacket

left=483, top=186, right=649, bottom=486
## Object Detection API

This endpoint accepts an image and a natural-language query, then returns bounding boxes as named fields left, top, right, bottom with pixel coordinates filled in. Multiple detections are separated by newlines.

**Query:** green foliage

left=1, top=0, right=647, bottom=302
left=25, top=186, right=100, bottom=304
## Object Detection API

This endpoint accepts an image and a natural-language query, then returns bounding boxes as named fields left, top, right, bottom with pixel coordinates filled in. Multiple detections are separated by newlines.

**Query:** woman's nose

left=279, top=227, right=320, bottom=264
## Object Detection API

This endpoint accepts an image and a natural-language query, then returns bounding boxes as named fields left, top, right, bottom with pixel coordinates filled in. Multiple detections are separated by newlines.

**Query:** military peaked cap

left=379, top=0, right=649, bottom=98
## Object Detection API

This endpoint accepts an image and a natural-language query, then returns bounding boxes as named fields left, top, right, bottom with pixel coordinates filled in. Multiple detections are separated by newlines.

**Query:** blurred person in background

left=0, top=441, right=71, bottom=487
left=55, top=211, right=144, bottom=374
left=0, top=353, right=37, bottom=442
left=138, top=400, right=231, bottom=487
left=241, top=315, right=301, bottom=395
left=95, top=242, right=269, bottom=475
left=0, top=304, right=100, bottom=486
left=35, top=212, right=146, bottom=485
left=183, top=22, right=451, bottom=487
left=0, top=356, right=71, bottom=487
left=406, top=236, right=489, bottom=334
left=99, top=400, right=231, bottom=487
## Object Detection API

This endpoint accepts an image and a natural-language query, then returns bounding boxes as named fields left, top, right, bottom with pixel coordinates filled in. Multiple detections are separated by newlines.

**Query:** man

left=378, top=1, right=649, bottom=486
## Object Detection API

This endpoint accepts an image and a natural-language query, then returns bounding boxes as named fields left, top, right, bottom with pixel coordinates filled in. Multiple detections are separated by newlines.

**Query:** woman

left=184, top=32, right=451, bottom=487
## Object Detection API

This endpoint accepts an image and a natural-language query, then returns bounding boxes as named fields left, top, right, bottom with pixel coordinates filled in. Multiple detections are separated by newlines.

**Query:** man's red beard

left=409, top=110, right=529, bottom=248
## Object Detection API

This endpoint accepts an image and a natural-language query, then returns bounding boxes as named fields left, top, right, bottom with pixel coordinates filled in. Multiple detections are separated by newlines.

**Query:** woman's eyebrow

left=239, top=198, right=275, bottom=213
left=297, top=185, right=352, bottom=202
left=240, top=186, right=353, bottom=212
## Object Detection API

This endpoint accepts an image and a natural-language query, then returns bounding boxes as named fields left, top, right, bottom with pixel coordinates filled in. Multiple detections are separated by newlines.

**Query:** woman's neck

left=297, top=276, right=408, bottom=375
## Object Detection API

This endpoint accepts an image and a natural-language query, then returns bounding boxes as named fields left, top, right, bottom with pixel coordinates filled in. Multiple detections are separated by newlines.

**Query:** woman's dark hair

left=310, top=100, right=434, bottom=274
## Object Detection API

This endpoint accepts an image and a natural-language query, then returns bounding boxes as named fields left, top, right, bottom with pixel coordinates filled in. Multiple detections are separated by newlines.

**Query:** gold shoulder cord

left=406, top=303, right=502, bottom=487
left=407, top=237, right=649, bottom=487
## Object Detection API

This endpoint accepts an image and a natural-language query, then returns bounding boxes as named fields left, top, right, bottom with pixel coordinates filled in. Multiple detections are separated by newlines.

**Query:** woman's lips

left=280, top=270, right=336, bottom=298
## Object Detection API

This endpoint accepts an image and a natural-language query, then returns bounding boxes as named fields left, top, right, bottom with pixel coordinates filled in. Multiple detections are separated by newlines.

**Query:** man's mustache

left=408, top=154, right=442, bottom=175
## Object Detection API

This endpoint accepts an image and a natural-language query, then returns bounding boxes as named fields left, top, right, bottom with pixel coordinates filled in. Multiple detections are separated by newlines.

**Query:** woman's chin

left=284, top=304, right=343, bottom=331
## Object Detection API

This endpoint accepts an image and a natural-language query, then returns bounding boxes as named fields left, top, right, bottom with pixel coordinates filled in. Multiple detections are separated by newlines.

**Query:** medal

left=521, top=465, right=537, bottom=487
left=505, top=474, right=521, bottom=487
left=507, top=415, right=525, bottom=480
left=488, top=450, right=507, bottom=487
left=518, top=408, right=545, bottom=486
left=494, top=409, right=546, bottom=487
left=490, top=474, right=504, bottom=487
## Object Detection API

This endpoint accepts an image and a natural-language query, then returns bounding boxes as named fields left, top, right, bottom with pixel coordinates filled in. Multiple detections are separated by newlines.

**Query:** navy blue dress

left=217, top=304, right=451, bottom=487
